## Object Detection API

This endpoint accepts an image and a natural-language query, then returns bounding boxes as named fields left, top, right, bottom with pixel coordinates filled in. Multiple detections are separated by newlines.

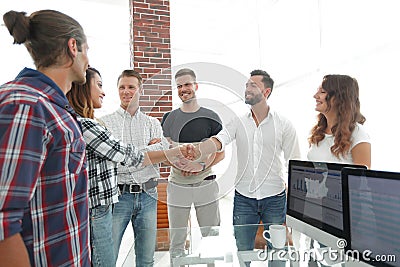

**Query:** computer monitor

left=342, top=168, right=400, bottom=267
left=286, top=160, right=367, bottom=248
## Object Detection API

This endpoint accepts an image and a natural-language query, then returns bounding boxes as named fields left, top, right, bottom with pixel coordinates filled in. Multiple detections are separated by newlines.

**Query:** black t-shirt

left=161, top=107, right=222, bottom=143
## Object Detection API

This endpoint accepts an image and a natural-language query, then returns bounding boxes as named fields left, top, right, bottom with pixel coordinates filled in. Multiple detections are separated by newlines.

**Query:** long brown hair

left=67, top=67, right=101, bottom=119
left=308, top=74, right=366, bottom=158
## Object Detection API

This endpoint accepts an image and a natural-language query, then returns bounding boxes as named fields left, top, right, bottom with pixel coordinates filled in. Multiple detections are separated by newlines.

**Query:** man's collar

left=117, top=106, right=140, bottom=117
left=246, top=106, right=273, bottom=122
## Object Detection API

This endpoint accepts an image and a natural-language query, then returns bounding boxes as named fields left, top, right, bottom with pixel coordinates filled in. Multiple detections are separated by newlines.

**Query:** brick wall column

left=130, top=0, right=172, bottom=181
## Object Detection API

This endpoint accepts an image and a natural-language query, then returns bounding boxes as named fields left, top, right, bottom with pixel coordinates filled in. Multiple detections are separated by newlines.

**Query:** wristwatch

left=199, top=162, right=206, bottom=171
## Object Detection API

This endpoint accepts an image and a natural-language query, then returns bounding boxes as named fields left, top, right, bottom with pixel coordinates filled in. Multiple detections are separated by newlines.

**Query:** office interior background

left=1, top=0, right=399, bottom=183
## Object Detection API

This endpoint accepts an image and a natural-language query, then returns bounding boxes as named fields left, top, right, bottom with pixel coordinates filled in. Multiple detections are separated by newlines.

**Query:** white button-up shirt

left=215, top=108, right=301, bottom=199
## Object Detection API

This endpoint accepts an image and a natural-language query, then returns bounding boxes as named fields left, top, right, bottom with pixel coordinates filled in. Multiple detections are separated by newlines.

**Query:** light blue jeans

left=90, top=204, right=116, bottom=267
left=112, top=187, right=157, bottom=267
left=233, top=190, right=286, bottom=267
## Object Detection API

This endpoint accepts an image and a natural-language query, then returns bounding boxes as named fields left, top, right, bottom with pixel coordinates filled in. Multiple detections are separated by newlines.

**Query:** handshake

left=166, top=138, right=221, bottom=176
left=173, top=143, right=205, bottom=176
left=178, top=143, right=198, bottom=161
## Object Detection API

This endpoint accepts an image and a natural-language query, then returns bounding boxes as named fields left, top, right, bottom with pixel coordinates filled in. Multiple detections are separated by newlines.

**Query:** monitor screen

left=342, top=168, right=400, bottom=267
left=287, top=160, right=367, bottom=241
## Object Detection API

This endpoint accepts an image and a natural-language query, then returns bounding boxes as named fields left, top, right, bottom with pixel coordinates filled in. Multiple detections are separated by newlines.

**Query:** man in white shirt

left=100, top=70, right=169, bottom=266
left=189, top=69, right=301, bottom=264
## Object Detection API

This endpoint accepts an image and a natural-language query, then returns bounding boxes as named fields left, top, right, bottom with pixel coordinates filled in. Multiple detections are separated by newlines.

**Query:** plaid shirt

left=78, top=117, right=144, bottom=208
left=100, top=107, right=169, bottom=184
left=0, top=68, right=90, bottom=266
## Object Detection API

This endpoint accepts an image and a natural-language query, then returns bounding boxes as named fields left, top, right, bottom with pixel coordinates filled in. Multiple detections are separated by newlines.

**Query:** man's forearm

left=0, top=233, right=31, bottom=266
left=209, top=150, right=225, bottom=167
left=198, top=137, right=222, bottom=158
left=202, top=150, right=225, bottom=169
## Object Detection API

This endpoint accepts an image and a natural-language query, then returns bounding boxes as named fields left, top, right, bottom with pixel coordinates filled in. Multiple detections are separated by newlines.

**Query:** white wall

left=170, top=0, right=400, bottom=173
left=0, top=0, right=130, bottom=118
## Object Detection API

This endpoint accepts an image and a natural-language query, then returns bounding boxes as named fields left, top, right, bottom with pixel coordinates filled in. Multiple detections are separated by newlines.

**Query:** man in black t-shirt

left=161, top=68, right=224, bottom=261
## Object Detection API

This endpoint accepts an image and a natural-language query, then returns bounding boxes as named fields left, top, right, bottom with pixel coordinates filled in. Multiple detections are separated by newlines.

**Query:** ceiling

left=81, top=0, right=128, bottom=6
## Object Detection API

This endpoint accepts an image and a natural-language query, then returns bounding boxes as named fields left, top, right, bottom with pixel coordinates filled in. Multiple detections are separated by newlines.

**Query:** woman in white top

left=308, top=74, right=371, bottom=168
left=303, top=74, right=371, bottom=260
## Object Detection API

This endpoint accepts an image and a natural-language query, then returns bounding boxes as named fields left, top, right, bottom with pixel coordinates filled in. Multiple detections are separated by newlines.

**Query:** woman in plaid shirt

left=67, top=67, right=188, bottom=266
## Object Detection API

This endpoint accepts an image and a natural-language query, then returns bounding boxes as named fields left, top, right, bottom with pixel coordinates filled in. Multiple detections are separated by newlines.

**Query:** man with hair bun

left=0, top=10, right=90, bottom=266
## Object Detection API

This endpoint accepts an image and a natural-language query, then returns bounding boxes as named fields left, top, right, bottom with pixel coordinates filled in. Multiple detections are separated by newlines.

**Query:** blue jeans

left=112, top=187, right=157, bottom=267
left=90, top=204, right=116, bottom=267
left=233, top=190, right=286, bottom=267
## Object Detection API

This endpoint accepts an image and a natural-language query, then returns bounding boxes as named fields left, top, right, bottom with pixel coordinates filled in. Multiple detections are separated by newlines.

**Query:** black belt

left=118, top=178, right=158, bottom=194
left=204, top=175, right=216, bottom=181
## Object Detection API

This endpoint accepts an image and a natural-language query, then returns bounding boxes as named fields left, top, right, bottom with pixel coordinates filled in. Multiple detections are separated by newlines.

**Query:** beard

left=74, top=74, right=86, bottom=85
left=245, top=93, right=263, bottom=105
left=72, top=67, right=87, bottom=85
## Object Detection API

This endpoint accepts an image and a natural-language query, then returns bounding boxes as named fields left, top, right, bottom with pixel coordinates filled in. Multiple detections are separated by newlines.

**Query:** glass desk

left=120, top=224, right=300, bottom=267
left=118, top=223, right=367, bottom=267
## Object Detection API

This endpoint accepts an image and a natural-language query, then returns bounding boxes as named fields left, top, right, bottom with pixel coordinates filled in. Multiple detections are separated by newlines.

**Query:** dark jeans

left=233, top=190, right=287, bottom=267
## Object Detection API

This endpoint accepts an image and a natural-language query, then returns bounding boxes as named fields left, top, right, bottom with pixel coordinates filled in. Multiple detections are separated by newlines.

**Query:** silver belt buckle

left=129, top=184, right=141, bottom=193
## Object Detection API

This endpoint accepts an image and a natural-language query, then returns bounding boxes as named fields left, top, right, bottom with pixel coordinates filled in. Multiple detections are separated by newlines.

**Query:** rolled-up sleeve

left=214, top=119, right=237, bottom=151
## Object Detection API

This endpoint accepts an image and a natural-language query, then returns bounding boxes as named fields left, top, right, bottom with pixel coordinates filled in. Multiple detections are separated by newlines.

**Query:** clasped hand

left=178, top=143, right=197, bottom=160
left=174, top=144, right=204, bottom=176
